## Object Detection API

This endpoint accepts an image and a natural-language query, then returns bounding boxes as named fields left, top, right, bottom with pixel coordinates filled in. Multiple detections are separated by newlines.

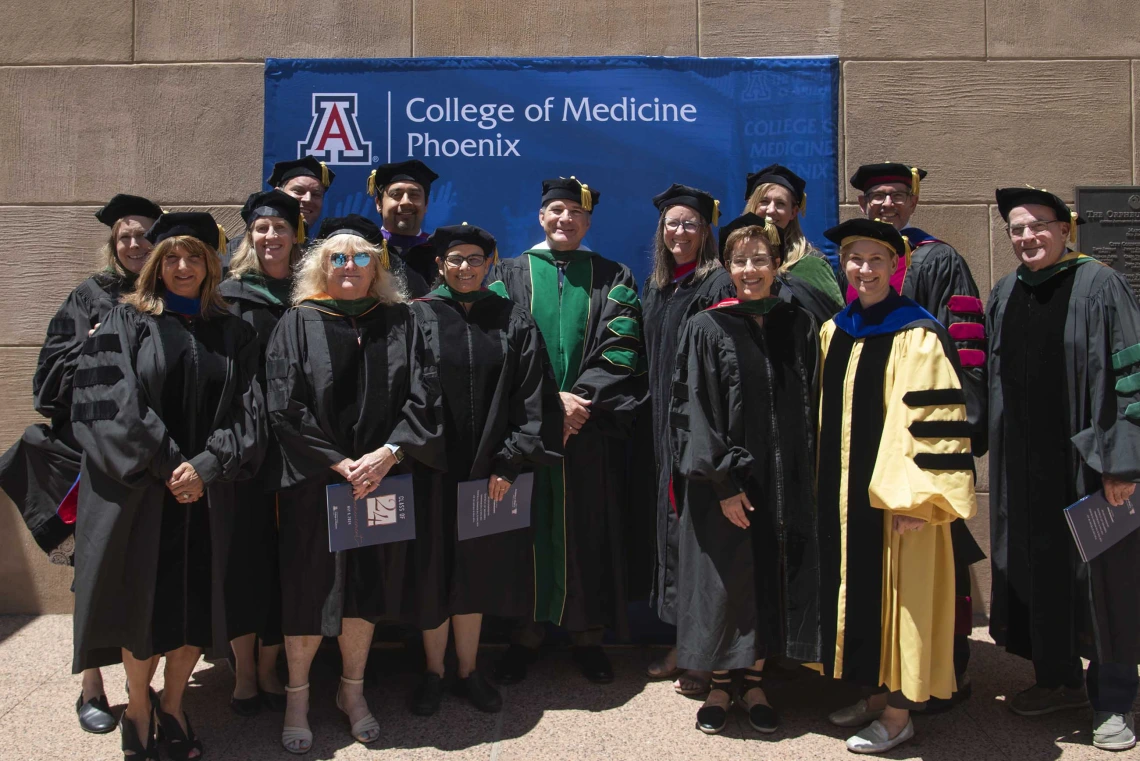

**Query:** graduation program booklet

left=1064, top=490, right=1140, bottom=563
left=457, top=472, right=534, bottom=541
left=326, top=474, right=415, bottom=552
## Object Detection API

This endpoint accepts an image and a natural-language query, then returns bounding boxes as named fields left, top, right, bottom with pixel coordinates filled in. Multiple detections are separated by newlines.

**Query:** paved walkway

left=0, top=615, right=1136, bottom=760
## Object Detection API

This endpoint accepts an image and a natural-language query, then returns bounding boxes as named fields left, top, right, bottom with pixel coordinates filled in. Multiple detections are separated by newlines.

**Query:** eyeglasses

left=664, top=218, right=702, bottom=234
left=728, top=255, right=774, bottom=269
left=1007, top=220, right=1059, bottom=239
left=867, top=191, right=912, bottom=205
left=330, top=252, right=372, bottom=268
left=444, top=254, right=487, bottom=268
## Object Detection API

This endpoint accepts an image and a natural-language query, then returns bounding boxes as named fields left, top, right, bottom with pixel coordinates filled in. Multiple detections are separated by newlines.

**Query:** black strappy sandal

left=696, top=672, right=734, bottom=734
left=155, top=703, right=204, bottom=760
left=738, top=668, right=779, bottom=734
left=119, top=711, right=158, bottom=760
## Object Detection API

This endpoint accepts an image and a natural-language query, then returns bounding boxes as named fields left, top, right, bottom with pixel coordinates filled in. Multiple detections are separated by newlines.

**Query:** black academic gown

left=988, top=256, right=1140, bottom=666
left=266, top=298, right=444, bottom=635
left=218, top=276, right=291, bottom=644
left=642, top=267, right=735, bottom=625
left=0, top=272, right=134, bottom=556
left=69, top=303, right=265, bottom=671
left=384, top=235, right=432, bottom=298
left=489, top=250, right=648, bottom=636
left=410, top=290, right=563, bottom=627
left=670, top=300, right=822, bottom=670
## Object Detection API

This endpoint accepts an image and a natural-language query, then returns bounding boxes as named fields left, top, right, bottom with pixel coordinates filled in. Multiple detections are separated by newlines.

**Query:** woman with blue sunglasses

left=265, top=218, right=444, bottom=754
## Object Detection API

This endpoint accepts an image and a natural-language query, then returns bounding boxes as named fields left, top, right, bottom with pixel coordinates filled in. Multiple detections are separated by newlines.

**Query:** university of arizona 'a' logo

left=298, top=93, right=372, bottom=165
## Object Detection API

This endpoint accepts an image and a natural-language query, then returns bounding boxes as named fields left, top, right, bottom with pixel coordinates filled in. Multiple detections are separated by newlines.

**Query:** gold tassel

left=800, top=191, right=808, bottom=217
left=491, top=245, right=499, bottom=265
left=711, top=199, right=720, bottom=227
left=320, top=161, right=330, bottom=188
left=763, top=219, right=781, bottom=248
left=1069, top=210, right=1078, bottom=243
left=297, top=216, right=306, bottom=245
left=379, top=238, right=390, bottom=271
left=571, top=176, right=593, bottom=212
left=903, top=234, right=912, bottom=268
left=217, top=224, right=228, bottom=253
left=367, top=170, right=376, bottom=196
left=910, top=167, right=921, bottom=199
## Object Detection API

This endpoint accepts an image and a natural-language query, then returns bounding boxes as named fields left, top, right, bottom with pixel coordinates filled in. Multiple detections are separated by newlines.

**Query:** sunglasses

left=330, top=252, right=372, bottom=268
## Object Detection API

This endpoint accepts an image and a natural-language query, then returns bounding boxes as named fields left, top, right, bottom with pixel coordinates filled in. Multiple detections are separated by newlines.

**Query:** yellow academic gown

left=817, top=295, right=976, bottom=702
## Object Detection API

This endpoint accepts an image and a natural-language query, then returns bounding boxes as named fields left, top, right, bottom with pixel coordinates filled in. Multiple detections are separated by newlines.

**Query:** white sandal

left=336, top=676, right=380, bottom=744
left=281, top=683, right=312, bottom=755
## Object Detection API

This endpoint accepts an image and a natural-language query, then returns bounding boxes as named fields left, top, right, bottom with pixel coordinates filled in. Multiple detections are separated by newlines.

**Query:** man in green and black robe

left=488, top=177, right=647, bottom=684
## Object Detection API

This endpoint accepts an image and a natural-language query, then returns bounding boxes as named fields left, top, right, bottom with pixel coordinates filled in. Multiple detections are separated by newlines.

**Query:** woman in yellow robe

left=816, top=218, right=976, bottom=754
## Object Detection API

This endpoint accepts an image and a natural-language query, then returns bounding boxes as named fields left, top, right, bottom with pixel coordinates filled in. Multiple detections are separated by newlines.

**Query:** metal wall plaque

left=1076, top=186, right=1140, bottom=295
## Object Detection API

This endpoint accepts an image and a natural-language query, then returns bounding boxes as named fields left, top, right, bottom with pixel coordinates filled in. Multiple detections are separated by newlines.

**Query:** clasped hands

left=334, top=448, right=399, bottom=500
left=167, top=462, right=204, bottom=504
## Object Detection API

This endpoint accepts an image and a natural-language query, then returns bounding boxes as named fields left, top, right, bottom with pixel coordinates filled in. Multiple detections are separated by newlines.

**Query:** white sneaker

left=828, top=698, right=884, bottom=728
left=846, top=719, right=915, bottom=754
left=1093, top=712, right=1137, bottom=751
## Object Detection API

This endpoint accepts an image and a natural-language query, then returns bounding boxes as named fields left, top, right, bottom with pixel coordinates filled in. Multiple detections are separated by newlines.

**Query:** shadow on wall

left=0, top=494, right=73, bottom=622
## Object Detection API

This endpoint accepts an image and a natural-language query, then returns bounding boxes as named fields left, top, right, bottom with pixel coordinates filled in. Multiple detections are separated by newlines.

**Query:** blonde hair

left=228, top=220, right=303, bottom=280
left=649, top=207, right=722, bottom=290
left=723, top=224, right=783, bottom=266
left=121, top=236, right=228, bottom=317
left=292, top=234, right=405, bottom=305
left=839, top=238, right=898, bottom=265
left=99, top=216, right=157, bottom=277
left=744, top=181, right=821, bottom=273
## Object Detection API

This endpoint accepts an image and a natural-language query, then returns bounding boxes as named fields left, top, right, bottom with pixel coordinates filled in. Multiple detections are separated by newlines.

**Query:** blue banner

left=264, top=57, right=840, bottom=284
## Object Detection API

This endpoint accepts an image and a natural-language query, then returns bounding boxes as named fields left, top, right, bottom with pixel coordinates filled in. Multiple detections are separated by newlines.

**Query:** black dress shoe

left=411, top=672, right=446, bottom=716
left=454, top=671, right=503, bottom=713
left=493, top=644, right=535, bottom=685
left=572, top=646, right=613, bottom=684
left=260, top=689, right=287, bottom=713
left=696, top=702, right=729, bottom=734
left=76, top=692, right=116, bottom=734
left=230, top=693, right=262, bottom=717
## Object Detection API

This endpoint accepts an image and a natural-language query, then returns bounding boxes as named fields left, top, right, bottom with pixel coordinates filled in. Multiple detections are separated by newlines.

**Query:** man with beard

left=367, top=160, right=438, bottom=296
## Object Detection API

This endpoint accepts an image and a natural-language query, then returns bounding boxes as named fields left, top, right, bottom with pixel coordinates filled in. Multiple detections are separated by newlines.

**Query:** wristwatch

left=384, top=443, right=405, bottom=463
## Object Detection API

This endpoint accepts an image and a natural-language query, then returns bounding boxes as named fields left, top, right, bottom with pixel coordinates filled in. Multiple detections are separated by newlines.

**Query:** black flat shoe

left=454, top=671, right=503, bottom=713
left=745, top=702, right=779, bottom=734
left=260, top=689, right=287, bottom=713
left=696, top=703, right=729, bottom=734
left=78, top=692, right=116, bottom=734
left=493, top=644, right=535, bottom=685
left=230, top=694, right=261, bottom=717
left=154, top=704, right=203, bottom=761
left=410, top=672, right=446, bottom=717
left=572, top=646, right=613, bottom=684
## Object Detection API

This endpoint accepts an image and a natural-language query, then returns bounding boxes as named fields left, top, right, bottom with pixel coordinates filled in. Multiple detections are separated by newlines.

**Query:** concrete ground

left=1, top=616, right=1137, bottom=760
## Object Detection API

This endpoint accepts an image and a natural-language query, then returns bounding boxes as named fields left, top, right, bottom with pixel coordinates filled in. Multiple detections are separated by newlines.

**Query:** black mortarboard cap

left=718, top=213, right=782, bottom=258
left=241, top=189, right=306, bottom=243
left=366, top=160, right=439, bottom=196
left=995, top=185, right=1084, bottom=242
left=744, top=164, right=807, bottom=209
left=429, top=224, right=497, bottom=258
left=849, top=163, right=928, bottom=196
left=94, top=194, right=163, bottom=227
left=266, top=157, right=335, bottom=189
left=145, top=212, right=225, bottom=251
left=652, top=183, right=720, bottom=225
left=823, top=218, right=909, bottom=259
left=317, top=214, right=385, bottom=246
left=541, top=177, right=600, bottom=211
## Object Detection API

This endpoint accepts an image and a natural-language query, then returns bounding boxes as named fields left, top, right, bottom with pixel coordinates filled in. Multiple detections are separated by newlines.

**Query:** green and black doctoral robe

left=218, top=274, right=292, bottom=644
left=642, top=265, right=735, bottom=624
left=410, top=287, right=563, bottom=627
left=68, top=303, right=265, bottom=671
left=670, top=298, right=822, bottom=670
left=266, top=297, right=444, bottom=634
left=0, top=271, right=134, bottom=557
left=988, top=254, right=1140, bottom=665
left=489, top=249, right=648, bottom=635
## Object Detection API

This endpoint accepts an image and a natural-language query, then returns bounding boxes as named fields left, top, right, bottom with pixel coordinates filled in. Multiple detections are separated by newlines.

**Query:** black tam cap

left=744, top=164, right=807, bottom=209
left=995, top=186, right=1084, bottom=225
left=317, top=214, right=385, bottom=246
left=94, top=194, right=163, bottom=227
left=824, top=218, right=909, bottom=260
left=652, top=183, right=720, bottom=225
left=541, top=177, right=600, bottom=211
left=718, top=213, right=782, bottom=259
left=240, top=190, right=306, bottom=243
left=850, top=163, right=928, bottom=197
left=429, top=224, right=497, bottom=259
left=267, top=157, right=335, bottom=189
left=145, top=212, right=225, bottom=251
left=367, top=160, right=439, bottom=196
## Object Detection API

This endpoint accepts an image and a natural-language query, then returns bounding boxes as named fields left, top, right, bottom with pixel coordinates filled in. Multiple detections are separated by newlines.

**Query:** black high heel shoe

left=696, top=672, right=734, bottom=734
left=119, top=711, right=158, bottom=760
left=155, top=703, right=203, bottom=760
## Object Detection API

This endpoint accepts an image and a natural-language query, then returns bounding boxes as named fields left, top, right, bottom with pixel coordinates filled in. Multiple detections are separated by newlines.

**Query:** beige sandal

left=336, top=676, right=380, bottom=745
left=281, top=683, right=312, bottom=755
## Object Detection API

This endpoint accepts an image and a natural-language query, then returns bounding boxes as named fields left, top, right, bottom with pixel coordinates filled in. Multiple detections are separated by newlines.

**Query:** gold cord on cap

left=492, top=246, right=499, bottom=265
left=217, top=224, right=228, bottom=253
left=711, top=199, right=720, bottom=227
left=910, top=167, right=921, bottom=199
left=320, top=162, right=330, bottom=188
left=297, top=216, right=306, bottom=245
left=570, top=176, right=593, bottom=212
left=366, top=170, right=377, bottom=197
